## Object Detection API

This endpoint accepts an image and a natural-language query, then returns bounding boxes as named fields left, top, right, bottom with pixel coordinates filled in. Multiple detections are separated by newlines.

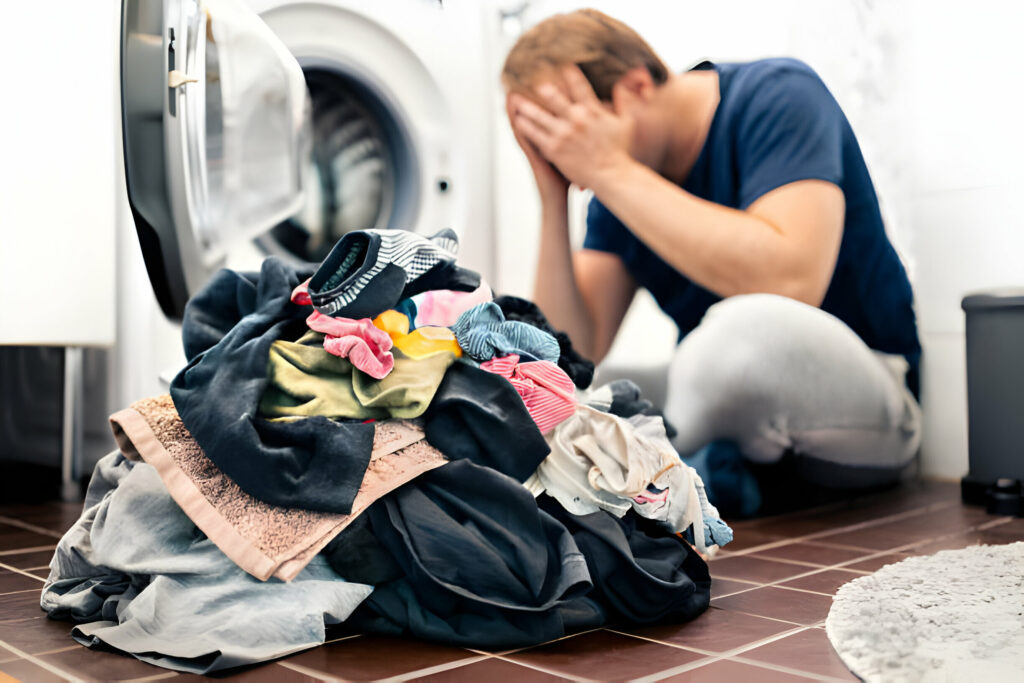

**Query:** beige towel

left=109, top=395, right=446, bottom=582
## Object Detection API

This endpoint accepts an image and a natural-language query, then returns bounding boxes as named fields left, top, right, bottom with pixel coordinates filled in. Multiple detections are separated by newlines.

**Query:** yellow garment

left=260, top=331, right=455, bottom=420
left=373, top=310, right=463, bottom=359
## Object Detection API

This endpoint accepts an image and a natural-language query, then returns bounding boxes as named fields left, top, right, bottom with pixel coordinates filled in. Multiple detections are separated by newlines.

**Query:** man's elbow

left=774, top=274, right=830, bottom=309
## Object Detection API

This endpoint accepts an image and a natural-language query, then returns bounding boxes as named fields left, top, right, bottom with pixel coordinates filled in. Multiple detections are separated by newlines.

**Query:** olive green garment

left=260, top=331, right=456, bottom=420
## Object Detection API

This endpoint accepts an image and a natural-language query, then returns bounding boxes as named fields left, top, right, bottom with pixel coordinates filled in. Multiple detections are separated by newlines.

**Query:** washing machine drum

left=121, top=0, right=411, bottom=320
left=260, top=68, right=403, bottom=265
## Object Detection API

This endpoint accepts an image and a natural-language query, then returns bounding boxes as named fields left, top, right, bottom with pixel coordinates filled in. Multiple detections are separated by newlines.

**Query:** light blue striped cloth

left=451, top=302, right=560, bottom=362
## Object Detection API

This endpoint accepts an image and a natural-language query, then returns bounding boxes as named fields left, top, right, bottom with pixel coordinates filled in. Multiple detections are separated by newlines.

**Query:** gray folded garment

left=109, top=394, right=446, bottom=581
left=41, top=451, right=373, bottom=674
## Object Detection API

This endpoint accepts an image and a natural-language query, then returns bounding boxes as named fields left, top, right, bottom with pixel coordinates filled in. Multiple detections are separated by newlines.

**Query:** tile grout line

left=629, top=625, right=840, bottom=682
left=729, top=652, right=855, bottom=682
left=720, top=500, right=960, bottom=558
left=0, top=589, right=44, bottom=598
left=735, top=556, right=859, bottom=571
left=484, top=626, right=605, bottom=659
left=0, top=546, right=56, bottom=558
left=119, top=672, right=179, bottom=682
left=707, top=512, right=1020, bottom=623
left=628, top=655, right=725, bottom=682
left=606, top=622, right=807, bottom=663
left=705, top=602, right=826, bottom=629
left=278, top=660, right=343, bottom=682
left=713, top=513, right=1016, bottom=597
left=772, top=585, right=843, bottom=599
left=390, top=654, right=490, bottom=681
left=976, top=516, right=1014, bottom=530
left=0, top=639, right=79, bottom=682
left=0, top=562, right=47, bottom=583
left=491, top=652, right=610, bottom=682
left=0, top=517, right=66, bottom=540
left=640, top=654, right=840, bottom=682
left=24, top=647, right=81, bottom=658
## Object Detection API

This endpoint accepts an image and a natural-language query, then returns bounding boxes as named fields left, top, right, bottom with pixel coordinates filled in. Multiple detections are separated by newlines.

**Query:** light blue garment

left=451, top=302, right=560, bottom=362
left=41, top=452, right=372, bottom=674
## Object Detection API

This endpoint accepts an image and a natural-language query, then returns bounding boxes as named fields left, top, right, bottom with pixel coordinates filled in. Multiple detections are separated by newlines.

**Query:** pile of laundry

left=40, top=229, right=732, bottom=674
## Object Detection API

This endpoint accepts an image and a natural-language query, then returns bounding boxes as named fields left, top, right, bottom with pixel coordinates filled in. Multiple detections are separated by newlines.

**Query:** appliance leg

left=61, top=346, right=84, bottom=502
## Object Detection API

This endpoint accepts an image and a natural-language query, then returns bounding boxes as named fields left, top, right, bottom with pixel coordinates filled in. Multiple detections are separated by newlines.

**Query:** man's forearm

left=531, top=195, right=598, bottom=359
left=589, top=159, right=837, bottom=305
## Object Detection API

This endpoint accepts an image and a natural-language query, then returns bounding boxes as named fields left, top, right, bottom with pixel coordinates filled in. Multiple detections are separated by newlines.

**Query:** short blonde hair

left=501, top=8, right=670, bottom=101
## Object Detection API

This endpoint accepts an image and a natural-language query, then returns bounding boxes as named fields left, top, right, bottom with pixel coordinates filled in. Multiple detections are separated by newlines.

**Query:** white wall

left=0, top=1, right=119, bottom=347
left=491, top=0, right=1024, bottom=479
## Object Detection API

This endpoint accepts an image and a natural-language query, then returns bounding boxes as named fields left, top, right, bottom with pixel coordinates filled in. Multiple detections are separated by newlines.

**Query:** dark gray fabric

left=423, top=361, right=550, bottom=482
left=328, top=460, right=713, bottom=648
left=537, top=495, right=711, bottom=626
left=336, top=459, right=595, bottom=648
left=605, top=379, right=678, bottom=439
left=170, top=258, right=375, bottom=513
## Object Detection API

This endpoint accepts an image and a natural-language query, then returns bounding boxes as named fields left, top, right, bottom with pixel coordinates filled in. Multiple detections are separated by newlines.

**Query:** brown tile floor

left=1, top=481, right=1022, bottom=681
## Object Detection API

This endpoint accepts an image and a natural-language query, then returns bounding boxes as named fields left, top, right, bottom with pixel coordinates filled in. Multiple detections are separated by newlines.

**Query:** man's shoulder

left=724, top=57, right=827, bottom=94
left=726, top=57, right=822, bottom=83
left=721, top=58, right=834, bottom=116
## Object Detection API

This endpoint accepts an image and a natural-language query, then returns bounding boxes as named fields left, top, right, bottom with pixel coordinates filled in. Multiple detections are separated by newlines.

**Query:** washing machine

left=114, top=0, right=499, bottom=416
left=120, top=0, right=497, bottom=324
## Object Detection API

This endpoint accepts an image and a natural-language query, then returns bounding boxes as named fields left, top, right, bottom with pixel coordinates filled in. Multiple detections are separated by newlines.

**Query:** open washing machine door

left=120, top=0, right=312, bottom=320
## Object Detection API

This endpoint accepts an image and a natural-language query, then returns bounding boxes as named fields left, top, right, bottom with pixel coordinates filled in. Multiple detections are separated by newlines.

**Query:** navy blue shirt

left=583, top=58, right=921, bottom=395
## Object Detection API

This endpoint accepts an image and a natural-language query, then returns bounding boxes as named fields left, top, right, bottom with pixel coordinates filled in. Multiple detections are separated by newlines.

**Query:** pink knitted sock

left=307, top=310, right=395, bottom=379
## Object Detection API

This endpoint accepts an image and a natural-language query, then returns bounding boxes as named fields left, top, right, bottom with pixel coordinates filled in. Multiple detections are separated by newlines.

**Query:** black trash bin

left=961, top=290, right=1024, bottom=516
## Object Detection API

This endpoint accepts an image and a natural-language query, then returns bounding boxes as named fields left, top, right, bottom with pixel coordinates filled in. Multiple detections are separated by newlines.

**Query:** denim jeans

left=41, top=452, right=372, bottom=674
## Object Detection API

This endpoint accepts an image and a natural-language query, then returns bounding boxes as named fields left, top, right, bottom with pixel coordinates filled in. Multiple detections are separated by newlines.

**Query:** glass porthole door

left=120, top=0, right=312, bottom=319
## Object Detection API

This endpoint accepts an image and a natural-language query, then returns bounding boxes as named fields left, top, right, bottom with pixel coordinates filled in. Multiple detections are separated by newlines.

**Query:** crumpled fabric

left=170, top=258, right=375, bottom=514
left=260, top=331, right=454, bottom=421
left=526, top=405, right=731, bottom=552
left=450, top=302, right=560, bottom=363
left=110, top=396, right=447, bottom=582
left=41, top=452, right=372, bottom=674
left=422, top=361, right=551, bottom=482
left=409, top=280, right=494, bottom=328
left=325, top=458, right=713, bottom=649
left=494, top=295, right=595, bottom=390
left=627, top=415, right=732, bottom=548
left=480, top=353, right=576, bottom=434
left=373, top=309, right=462, bottom=359
left=537, top=495, right=712, bottom=626
left=306, top=310, right=394, bottom=379
left=582, top=378, right=678, bottom=439
left=330, top=459, right=595, bottom=649
left=307, top=228, right=480, bottom=319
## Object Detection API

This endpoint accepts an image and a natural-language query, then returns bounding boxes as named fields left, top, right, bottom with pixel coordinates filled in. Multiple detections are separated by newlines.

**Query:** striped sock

left=480, top=354, right=576, bottom=434
left=309, top=229, right=480, bottom=320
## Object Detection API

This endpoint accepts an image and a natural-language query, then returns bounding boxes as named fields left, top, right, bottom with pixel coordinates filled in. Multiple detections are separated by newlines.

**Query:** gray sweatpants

left=663, top=294, right=922, bottom=488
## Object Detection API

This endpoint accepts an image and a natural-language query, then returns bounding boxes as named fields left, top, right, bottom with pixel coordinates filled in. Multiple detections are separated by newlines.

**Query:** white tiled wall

left=491, top=0, right=1024, bottom=479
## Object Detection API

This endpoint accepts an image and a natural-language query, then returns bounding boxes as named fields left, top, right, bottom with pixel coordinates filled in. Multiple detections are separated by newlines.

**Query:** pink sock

left=307, top=310, right=394, bottom=379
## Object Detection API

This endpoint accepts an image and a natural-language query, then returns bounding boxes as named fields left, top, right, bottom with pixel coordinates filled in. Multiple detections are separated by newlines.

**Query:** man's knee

left=670, top=294, right=826, bottom=400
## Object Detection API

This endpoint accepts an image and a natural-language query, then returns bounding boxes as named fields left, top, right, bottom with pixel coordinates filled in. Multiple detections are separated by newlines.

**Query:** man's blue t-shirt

left=583, top=58, right=921, bottom=395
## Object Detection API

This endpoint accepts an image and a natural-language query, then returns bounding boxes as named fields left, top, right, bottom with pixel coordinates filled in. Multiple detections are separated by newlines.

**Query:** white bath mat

left=826, top=541, right=1024, bottom=682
